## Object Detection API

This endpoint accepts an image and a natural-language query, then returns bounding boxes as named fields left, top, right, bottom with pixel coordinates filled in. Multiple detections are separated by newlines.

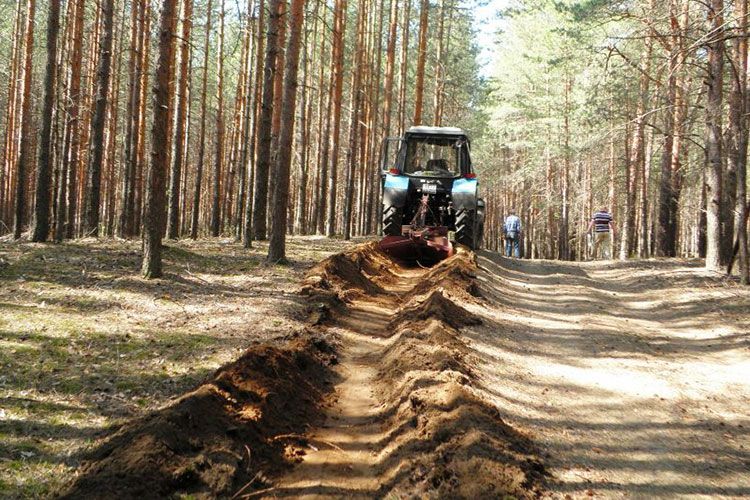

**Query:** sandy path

left=470, top=253, right=750, bottom=498
left=271, top=268, right=425, bottom=498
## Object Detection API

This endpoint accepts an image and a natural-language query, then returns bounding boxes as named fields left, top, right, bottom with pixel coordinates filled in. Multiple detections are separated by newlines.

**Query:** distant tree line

left=481, top=0, right=749, bottom=283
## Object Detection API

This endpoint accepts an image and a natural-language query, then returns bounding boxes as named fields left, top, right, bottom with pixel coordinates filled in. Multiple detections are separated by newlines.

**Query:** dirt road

left=472, top=253, right=750, bottom=498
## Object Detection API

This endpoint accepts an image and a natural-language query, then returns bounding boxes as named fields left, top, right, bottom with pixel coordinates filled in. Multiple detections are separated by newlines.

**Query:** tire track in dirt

left=274, top=242, right=546, bottom=498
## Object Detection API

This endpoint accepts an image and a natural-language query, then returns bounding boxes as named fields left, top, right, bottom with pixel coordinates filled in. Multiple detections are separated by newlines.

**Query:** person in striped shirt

left=586, top=208, right=615, bottom=260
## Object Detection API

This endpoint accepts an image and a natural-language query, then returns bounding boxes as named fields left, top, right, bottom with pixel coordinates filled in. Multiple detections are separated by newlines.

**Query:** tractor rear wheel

left=455, top=208, right=479, bottom=249
left=382, top=205, right=403, bottom=236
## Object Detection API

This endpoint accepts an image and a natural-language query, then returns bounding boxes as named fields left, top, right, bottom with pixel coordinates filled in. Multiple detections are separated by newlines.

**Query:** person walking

left=587, top=207, right=615, bottom=260
left=503, top=209, right=522, bottom=258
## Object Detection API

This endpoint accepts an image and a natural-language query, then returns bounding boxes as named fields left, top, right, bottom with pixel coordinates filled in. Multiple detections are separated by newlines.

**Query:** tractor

left=378, top=126, right=485, bottom=265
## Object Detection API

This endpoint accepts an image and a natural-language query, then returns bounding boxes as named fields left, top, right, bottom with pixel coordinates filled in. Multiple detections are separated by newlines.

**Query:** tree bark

left=620, top=5, right=652, bottom=259
left=143, top=0, right=179, bottom=278
left=83, top=0, right=115, bottom=237
left=253, top=0, right=283, bottom=240
left=397, top=0, right=411, bottom=133
left=167, top=0, right=193, bottom=239
left=244, top=0, right=266, bottom=247
left=268, top=0, right=305, bottom=261
left=191, top=0, right=213, bottom=239
left=210, top=0, right=226, bottom=237
left=705, top=0, right=724, bottom=271
left=32, top=0, right=62, bottom=242
left=342, top=0, right=366, bottom=240
left=734, top=0, right=749, bottom=283
left=656, top=0, right=679, bottom=257
left=432, top=0, right=446, bottom=127
left=325, top=0, right=347, bottom=236
left=13, top=0, right=36, bottom=240
left=412, top=0, right=428, bottom=125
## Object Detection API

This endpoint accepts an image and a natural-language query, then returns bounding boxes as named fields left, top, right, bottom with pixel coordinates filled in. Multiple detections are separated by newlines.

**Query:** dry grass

left=0, top=236, right=358, bottom=498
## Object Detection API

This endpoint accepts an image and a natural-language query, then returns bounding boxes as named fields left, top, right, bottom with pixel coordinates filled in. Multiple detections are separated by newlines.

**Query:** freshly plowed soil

left=58, top=243, right=545, bottom=499
left=58, top=335, right=338, bottom=499
left=272, top=244, right=546, bottom=498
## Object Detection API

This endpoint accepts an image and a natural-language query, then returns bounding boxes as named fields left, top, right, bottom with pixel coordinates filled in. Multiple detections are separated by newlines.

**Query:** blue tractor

left=379, top=126, right=485, bottom=264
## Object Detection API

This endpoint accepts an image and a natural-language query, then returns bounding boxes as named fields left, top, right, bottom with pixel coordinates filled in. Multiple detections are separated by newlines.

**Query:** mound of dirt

left=388, top=290, right=482, bottom=331
left=58, top=334, right=337, bottom=499
left=372, top=251, right=546, bottom=498
left=301, top=242, right=401, bottom=301
left=405, top=247, right=482, bottom=301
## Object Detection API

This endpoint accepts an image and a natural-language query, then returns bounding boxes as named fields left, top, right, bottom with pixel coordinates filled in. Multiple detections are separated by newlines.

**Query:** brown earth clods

left=57, top=334, right=338, bottom=499
left=58, top=242, right=546, bottom=499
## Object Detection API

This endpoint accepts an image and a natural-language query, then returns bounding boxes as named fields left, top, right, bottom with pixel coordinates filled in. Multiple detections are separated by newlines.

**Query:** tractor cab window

left=404, top=137, right=461, bottom=177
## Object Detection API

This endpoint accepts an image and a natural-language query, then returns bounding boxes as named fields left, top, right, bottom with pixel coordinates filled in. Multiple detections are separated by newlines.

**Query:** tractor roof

left=405, top=126, right=467, bottom=137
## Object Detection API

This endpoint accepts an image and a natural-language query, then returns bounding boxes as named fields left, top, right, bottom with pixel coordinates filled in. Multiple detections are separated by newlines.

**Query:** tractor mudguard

left=383, top=174, right=409, bottom=208
left=451, top=178, right=478, bottom=210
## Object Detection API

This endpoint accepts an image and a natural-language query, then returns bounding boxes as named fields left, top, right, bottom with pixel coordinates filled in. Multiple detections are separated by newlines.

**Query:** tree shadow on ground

left=467, top=251, right=750, bottom=497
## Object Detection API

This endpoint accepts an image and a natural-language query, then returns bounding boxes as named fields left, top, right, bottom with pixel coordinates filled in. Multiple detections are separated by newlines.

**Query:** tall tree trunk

left=237, top=2, right=256, bottom=242
left=620, top=7, right=652, bottom=259
left=244, top=0, right=266, bottom=247
left=0, top=1, right=24, bottom=232
left=294, top=2, right=317, bottom=235
left=656, top=0, right=679, bottom=257
left=268, top=0, right=305, bottom=261
left=382, top=0, right=398, bottom=137
left=253, top=0, right=283, bottom=240
left=343, top=0, right=366, bottom=240
left=167, top=0, right=193, bottom=239
left=191, top=0, right=213, bottom=239
left=705, top=0, right=724, bottom=270
left=314, top=2, right=333, bottom=235
left=143, top=0, right=179, bottom=278
left=32, top=0, right=62, bottom=242
left=13, top=0, right=36, bottom=240
left=412, top=0, right=428, bottom=125
left=210, top=0, right=226, bottom=237
left=119, top=0, right=144, bottom=238
left=397, top=0, right=411, bottom=133
left=432, top=0, right=446, bottom=126
left=270, top=0, right=288, bottom=169
left=134, top=2, right=152, bottom=235
left=559, top=76, right=572, bottom=260
left=734, top=0, right=749, bottom=283
left=325, top=0, right=347, bottom=236
left=83, top=0, right=115, bottom=237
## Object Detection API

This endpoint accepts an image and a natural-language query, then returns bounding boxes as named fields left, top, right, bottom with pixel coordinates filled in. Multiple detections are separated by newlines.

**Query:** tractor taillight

left=389, top=168, right=400, bottom=175
left=464, top=172, right=477, bottom=179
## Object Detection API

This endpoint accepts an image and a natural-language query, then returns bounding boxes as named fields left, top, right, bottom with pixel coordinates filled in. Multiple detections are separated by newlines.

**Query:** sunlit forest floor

left=0, top=236, right=358, bottom=497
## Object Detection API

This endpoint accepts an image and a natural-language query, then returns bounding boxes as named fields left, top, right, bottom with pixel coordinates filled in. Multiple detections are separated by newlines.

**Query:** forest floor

left=0, top=236, right=357, bottom=497
left=1, top=238, right=749, bottom=498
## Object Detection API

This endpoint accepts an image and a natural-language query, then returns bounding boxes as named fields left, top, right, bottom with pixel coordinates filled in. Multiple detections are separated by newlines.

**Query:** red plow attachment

left=379, top=226, right=454, bottom=266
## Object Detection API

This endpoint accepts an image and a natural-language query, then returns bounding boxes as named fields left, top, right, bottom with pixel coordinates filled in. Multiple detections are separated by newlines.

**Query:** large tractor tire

left=382, top=205, right=403, bottom=236
left=455, top=208, right=479, bottom=249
